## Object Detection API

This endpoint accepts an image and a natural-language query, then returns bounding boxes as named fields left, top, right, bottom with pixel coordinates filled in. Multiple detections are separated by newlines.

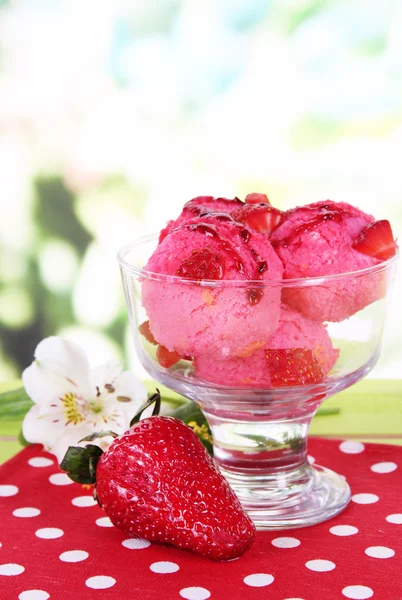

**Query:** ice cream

left=139, top=194, right=396, bottom=388
left=194, top=304, right=339, bottom=387
left=142, top=213, right=283, bottom=360
left=159, top=196, right=244, bottom=242
left=270, top=201, right=393, bottom=321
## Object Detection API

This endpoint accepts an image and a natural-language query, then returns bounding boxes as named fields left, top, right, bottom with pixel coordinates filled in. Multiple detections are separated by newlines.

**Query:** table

left=1, top=379, right=401, bottom=600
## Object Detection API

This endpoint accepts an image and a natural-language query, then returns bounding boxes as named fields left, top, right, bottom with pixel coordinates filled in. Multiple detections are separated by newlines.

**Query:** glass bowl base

left=220, top=464, right=351, bottom=530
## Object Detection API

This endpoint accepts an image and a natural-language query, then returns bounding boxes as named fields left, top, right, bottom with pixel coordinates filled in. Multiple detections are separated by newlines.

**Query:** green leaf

left=18, top=429, right=30, bottom=447
left=60, top=445, right=103, bottom=484
left=316, top=407, right=340, bottom=417
left=0, top=387, right=33, bottom=421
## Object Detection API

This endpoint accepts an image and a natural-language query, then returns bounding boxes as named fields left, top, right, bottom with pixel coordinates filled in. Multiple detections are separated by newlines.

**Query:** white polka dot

left=339, top=441, right=365, bottom=454
left=308, top=455, right=315, bottom=464
left=0, top=485, right=18, bottom=497
left=305, top=559, right=336, bottom=572
left=283, top=598, right=305, bottom=600
left=150, top=561, right=180, bottom=574
left=49, top=473, right=73, bottom=485
left=122, top=538, right=151, bottom=550
left=179, top=587, right=211, bottom=600
left=365, top=546, right=395, bottom=559
left=59, top=550, right=89, bottom=562
left=0, top=563, right=25, bottom=575
left=72, top=496, right=97, bottom=507
left=244, top=573, right=275, bottom=587
left=342, top=585, right=374, bottom=599
left=351, top=493, right=379, bottom=505
left=19, top=591, right=50, bottom=600
left=330, top=525, right=359, bottom=536
left=85, top=576, right=116, bottom=590
left=13, top=507, right=41, bottom=518
left=386, top=513, right=402, bottom=524
left=271, top=537, right=301, bottom=548
left=96, top=517, right=114, bottom=528
left=28, top=457, right=53, bottom=468
left=35, top=527, right=64, bottom=539
left=370, top=461, right=397, bottom=474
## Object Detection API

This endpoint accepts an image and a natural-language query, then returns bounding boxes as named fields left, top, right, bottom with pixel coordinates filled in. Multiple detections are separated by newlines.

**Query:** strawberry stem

left=130, top=389, right=161, bottom=426
left=78, top=430, right=118, bottom=443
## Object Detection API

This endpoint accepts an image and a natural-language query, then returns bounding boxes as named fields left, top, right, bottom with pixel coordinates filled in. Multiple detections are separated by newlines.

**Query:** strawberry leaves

left=60, top=444, right=104, bottom=484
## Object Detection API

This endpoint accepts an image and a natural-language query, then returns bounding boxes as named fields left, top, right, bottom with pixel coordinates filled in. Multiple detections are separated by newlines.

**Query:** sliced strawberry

left=139, top=320, right=157, bottom=345
left=245, top=193, right=271, bottom=205
left=266, top=348, right=324, bottom=387
left=176, top=246, right=225, bottom=280
left=156, top=345, right=181, bottom=368
left=353, top=219, right=396, bottom=260
left=233, top=204, right=285, bottom=235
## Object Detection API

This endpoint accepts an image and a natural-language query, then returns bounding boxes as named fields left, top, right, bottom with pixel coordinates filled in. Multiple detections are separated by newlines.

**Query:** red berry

left=352, top=219, right=397, bottom=260
left=139, top=321, right=157, bottom=345
left=156, top=345, right=181, bottom=368
left=95, top=417, right=256, bottom=560
left=245, top=192, right=270, bottom=205
left=176, top=246, right=225, bottom=280
left=233, top=204, right=285, bottom=235
left=266, top=348, right=324, bottom=387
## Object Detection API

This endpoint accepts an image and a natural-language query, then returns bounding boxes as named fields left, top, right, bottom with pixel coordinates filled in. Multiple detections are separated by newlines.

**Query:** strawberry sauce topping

left=273, top=203, right=346, bottom=247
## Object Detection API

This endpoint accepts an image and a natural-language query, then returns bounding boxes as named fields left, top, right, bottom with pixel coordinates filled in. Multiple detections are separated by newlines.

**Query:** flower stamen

left=61, top=392, right=86, bottom=426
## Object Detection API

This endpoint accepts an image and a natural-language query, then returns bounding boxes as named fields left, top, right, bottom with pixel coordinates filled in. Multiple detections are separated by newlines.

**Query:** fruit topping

left=352, top=219, right=397, bottom=260
left=176, top=246, right=225, bottom=280
left=265, top=348, right=324, bottom=387
left=139, top=320, right=157, bottom=345
left=233, top=204, right=285, bottom=235
left=245, top=192, right=270, bottom=205
left=156, top=345, right=181, bottom=368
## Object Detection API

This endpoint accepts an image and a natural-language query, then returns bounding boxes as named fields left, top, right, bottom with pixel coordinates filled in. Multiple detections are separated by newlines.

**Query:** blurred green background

left=0, top=0, right=401, bottom=382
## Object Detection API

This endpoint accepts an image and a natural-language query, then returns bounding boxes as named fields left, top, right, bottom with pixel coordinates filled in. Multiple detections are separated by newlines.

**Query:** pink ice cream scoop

left=159, top=195, right=244, bottom=242
left=142, top=214, right=283, bottom=360
left=270, top=200, right=385, bottom=321
left=194, top=304, right=339, bottom=387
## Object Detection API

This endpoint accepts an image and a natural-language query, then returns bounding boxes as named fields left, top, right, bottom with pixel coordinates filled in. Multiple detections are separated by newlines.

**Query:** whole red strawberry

left=61, top=393, right=255, bottom=561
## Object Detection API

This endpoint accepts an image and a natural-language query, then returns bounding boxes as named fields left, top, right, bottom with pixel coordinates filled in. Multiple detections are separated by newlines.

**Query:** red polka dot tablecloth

left=1, top=439, right=401, bottom=600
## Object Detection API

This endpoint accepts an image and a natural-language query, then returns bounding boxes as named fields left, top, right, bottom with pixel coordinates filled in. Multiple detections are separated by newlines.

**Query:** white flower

left=22, top=336, right=147, bottom=462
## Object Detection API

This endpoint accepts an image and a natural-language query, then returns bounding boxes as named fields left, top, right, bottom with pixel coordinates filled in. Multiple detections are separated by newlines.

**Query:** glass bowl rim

left=117, top=233, right=399, bottom=289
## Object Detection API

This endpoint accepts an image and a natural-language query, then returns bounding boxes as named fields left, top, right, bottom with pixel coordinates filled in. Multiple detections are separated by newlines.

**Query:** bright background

left=0, top=0, right=401, bottom=382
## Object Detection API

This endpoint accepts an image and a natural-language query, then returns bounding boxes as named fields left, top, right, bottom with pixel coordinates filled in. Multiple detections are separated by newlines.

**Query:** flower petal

left=22, top=336, right=92, bottom=405
left=22, top=405, right=66, bottom=448
left=22, top=362, right=68, bottom=406
left=89, top=361, right=122, bottom=397
left=113, top=370, right=149, bottom=421
left=114, top=370, right=147, bottom=404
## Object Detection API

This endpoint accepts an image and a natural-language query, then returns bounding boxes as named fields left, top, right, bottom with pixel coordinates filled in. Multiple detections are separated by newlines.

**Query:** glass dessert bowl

left=118, top=234, right=397, bottom=530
